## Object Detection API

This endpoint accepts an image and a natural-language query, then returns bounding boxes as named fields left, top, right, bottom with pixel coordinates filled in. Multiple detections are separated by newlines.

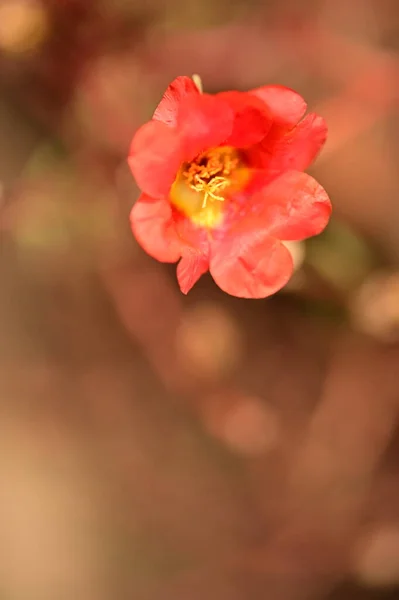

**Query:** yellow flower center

left=170, top=146, right=250, bottom=229
left=183, top=147, right=239, bottom=208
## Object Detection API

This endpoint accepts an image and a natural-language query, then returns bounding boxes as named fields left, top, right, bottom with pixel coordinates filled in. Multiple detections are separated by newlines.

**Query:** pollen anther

left=183, top=147, right=239, bottom=209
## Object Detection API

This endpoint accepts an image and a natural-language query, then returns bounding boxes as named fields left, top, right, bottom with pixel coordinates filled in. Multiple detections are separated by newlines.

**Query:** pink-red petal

left=250, top=85, right=307, bottom=126
left=210, top=231, right=294, bottom=299
left=216, top=91, right=272, bottom=147
left=248, top=113, right=328, bottom=179
left=128, top=120, right=182, bottom=198
left=177, top=250, right=209, bottom=294
left=153, top=76, right=200, bottom=127
left=177, top=93, right=233, bottom=161
left=172, top=208, right=210, bottom=255
left=246, top=170, right=332, bottom=241
left=130, top=194, right=183, bottom=262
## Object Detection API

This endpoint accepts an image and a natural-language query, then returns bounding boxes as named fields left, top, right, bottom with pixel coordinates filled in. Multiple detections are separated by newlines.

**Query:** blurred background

left=0, top=0, right=398, bottom=599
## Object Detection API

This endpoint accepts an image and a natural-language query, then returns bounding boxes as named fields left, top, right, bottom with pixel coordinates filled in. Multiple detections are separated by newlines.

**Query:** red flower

left=128, top=75, right=331, bottom=298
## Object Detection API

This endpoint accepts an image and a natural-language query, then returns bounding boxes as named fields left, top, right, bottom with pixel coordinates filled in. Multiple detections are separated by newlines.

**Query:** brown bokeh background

left=0, top=1, right=399, bottom=599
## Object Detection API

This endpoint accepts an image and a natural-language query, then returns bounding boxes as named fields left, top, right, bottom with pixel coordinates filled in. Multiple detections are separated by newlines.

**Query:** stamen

left=183, top=147, right=239, bottom=209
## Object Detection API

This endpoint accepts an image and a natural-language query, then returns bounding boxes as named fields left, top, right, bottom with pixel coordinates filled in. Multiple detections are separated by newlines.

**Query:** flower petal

left=172, top=207, right=210, bottom=254
left=177, top=250, right=209, bottom=294
left=249, top=113, right=328, bottom=179
left=130, top=194, right=183, bottom=262
left=128, top=120, right=183, bottom=198
left=247, top=170, right=332, bottom=241
left=177, top=93, right=233, bottom=161
left=153, top=76, right=200, bottom=127
left=216, top=91, right=272, bottom=147
left=210, top=231, right=293, bottom=299
left=250, top=85, right=307, bottom=126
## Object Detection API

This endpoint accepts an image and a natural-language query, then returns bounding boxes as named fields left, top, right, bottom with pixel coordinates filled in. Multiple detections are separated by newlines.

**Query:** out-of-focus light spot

left=175, top=302, right=242, bottom=381
left=350, top=271, right=399, bottom=342
left=353, top=526, right=399, bottom=587
left=0, top=0, right=48, bottom=55
left=0, top=420, right=104, bottom=599
left=281, top=240, right=306, bottom=272
left=220, top=397, right=279, bottom=456
left=202, top=391, right=280, bottom=456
